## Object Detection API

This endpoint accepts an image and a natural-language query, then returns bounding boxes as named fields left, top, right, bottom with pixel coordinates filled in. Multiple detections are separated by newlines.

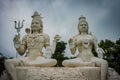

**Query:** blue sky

left=0, top=0, right=120, bottom=57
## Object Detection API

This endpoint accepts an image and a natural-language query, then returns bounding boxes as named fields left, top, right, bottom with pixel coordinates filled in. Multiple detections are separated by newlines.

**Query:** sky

left=0, top=0, right=120, bottom=57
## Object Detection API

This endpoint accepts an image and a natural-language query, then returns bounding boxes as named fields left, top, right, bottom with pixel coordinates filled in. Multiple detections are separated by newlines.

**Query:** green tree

left=114, top=38, right=120, bottom=74
left=0, top=52, right=7, bottom=76
left=99, top=39, right=115, bottom=59
left=52, top=41, right=68, bottom=67
left=98, top=39, right=120, bottom=74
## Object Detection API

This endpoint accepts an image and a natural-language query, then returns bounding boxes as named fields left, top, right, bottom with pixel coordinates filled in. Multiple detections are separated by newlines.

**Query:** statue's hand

left=69, top=38, right=76, bottom=49
left=54, top=35, right=61, bottom=42
left=44, top=47, right=52, bottom=59
left=13, top=34, right=20, bottom=42
left=13, top=34, right=21, bottom=48
left=96, top=48, right=105, bottom=58
left=68, top=38, right=73, bottom=44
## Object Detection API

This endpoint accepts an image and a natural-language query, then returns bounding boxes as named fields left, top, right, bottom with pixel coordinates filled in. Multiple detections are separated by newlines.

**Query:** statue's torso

left=27, top=34, right=45, bottom=49
left=23, top=33, right=49, bottom=58
left=74, top=34, right=94, bottom=61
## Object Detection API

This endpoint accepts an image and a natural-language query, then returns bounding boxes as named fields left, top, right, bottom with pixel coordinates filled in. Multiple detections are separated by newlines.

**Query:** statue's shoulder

left=41, top=33, right=49, bottom=36
left=73, top=34, right=79, bottom=39
left=40, top=33, right=50, bottom=39
left=22, top=35, right=28, bottom=40
left=90, top=34, right=97, bottom=41
left=23, top=35, right=27, bottom=38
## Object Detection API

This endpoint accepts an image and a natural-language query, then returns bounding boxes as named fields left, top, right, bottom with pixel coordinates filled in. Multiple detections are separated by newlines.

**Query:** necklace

left=82, top=39, right=89, bottom=48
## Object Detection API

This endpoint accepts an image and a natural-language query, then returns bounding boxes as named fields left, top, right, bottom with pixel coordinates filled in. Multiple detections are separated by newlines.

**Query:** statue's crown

left=79, top=15, right=86, bottom=22
left=32, top=11, right=42, bottom=18
left=31, top=11, right=43, bottom=24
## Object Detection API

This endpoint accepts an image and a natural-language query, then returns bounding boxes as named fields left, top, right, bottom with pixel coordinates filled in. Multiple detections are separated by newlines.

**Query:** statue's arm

left=93, top=36, right=98, bottom=51
left=69, top=38, right=77, bottom=54
left=13, top=35, right=27, bottom=56
left=43, top=34, right=60, bottom=58
left=93, top=36, right=104, bottom=58
left=44, top=35, right=51, bottom=48
left=44, top=35, right=52, bottom=58
left=51, top=35, right=61, bottom=54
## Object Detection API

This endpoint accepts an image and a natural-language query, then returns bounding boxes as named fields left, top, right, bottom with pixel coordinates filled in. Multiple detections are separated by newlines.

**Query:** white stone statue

left=62, top=16, right=108, bottom=80
left=5, top=11, right=60, bottom=80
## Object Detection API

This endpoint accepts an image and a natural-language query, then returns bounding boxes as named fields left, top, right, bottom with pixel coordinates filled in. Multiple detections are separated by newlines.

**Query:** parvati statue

left=62, top=16, right=108, bottom=80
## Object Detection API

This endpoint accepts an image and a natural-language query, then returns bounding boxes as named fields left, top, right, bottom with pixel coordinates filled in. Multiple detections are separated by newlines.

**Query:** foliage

left=0, top=53, right=7, bottom=76
left=98, top=38, right=120, bottom=74
left=52, top=41, right=68, bottom=67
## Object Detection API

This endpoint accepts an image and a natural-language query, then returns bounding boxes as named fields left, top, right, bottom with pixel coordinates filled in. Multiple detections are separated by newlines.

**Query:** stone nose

left=82, top=26, right=86, bottom=29
left=31, top=24, right=37, bottom=28
left=33, top=23, right=36, bottom=26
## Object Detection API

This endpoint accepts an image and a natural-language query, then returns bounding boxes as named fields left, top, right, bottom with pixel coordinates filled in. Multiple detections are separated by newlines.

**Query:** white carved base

left=16, top=67, right=101, bottom=80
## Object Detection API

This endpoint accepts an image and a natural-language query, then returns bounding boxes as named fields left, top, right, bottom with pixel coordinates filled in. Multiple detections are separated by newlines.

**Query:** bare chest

left=75, top=35, right=94, bottom=48
left=27, top=34, right=45, bottom=48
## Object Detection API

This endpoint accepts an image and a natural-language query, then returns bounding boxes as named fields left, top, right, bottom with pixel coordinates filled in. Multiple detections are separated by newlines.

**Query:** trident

left=14, top=20, right=25, bottom=35
left=14, top=20, right=24, bottom=58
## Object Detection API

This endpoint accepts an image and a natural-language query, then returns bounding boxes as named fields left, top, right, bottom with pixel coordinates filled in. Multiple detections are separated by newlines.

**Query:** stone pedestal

left=16, top=67, right=101, bottom=80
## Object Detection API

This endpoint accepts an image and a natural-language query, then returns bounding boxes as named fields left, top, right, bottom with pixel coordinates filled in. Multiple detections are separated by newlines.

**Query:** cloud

left=0, top=0, right=33, bottom=57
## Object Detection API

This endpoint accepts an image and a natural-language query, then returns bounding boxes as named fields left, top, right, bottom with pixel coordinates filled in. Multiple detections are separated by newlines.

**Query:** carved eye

left=84, top=24, right=87, bottom=26
left=80, top=24, right=83, bottom=26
